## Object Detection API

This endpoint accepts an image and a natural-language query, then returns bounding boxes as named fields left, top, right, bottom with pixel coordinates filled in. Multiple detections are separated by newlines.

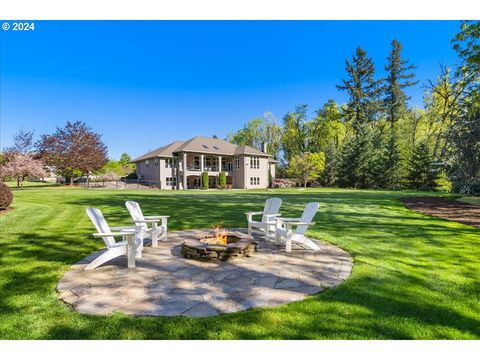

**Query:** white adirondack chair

left=275, top=202, right=320, bottom=252
left=125, top=201, right=168, bottom=248
left=246, top=197, right=282, bottom=240
left=85, top=208, right=143, bottom=271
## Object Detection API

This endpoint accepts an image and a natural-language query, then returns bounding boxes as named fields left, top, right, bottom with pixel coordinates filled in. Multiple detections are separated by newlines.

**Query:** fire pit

left=182, top=228, right=256, bottom=261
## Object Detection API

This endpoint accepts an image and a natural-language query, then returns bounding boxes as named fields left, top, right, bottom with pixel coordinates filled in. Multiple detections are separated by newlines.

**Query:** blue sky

left=1, top=21, right=461, bottom=159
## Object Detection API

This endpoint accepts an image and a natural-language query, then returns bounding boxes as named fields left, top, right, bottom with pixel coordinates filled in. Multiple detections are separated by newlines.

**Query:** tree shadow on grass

left=2, top=189, right=479, bottom=339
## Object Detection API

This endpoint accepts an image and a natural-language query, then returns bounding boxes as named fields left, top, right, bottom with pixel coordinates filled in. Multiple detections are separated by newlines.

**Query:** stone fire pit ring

left=182, top=230, right=256, bottom=261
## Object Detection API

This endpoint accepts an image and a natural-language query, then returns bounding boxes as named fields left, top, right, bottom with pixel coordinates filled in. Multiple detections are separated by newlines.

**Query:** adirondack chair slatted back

left=261, top=197, right=282, bottom=223
left=125, top=201, right=147, bottom=230
left=86, top=208, right=117, bottom=248
left=297, top=202, right=320, bottom=235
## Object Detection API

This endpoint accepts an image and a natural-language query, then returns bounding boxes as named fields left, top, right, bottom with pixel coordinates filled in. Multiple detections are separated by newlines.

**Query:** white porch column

left=200, top=154, right=205, bottom=187
left=176, top=157, right=180, bottom=190
left=218, top=156, right=222, bottom=172
left=182, top=152, right=187, bottom=190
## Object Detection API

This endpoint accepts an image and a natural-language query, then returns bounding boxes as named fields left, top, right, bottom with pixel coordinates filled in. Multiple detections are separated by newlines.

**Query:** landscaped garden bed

left=402, top=196, right=480, bottom=228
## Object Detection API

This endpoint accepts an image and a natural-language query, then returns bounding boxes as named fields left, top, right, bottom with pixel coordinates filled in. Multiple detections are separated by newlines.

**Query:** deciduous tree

left=0, top=153, right=47, bottom=188
left=36, top=121, right=108, bottom=185
left=287, top=152, right=325, bottom=188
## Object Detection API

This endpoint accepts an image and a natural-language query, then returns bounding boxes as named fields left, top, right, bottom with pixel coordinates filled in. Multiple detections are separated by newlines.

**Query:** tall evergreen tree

left=406, top=141, right=435, bottom=190
left=337, top=124, right=380, bottom=188
left=383, top=39, right=418, bottom=127
left=450, top=104, right=480, bottom=193
left=337, top=47, right=382, bottom=128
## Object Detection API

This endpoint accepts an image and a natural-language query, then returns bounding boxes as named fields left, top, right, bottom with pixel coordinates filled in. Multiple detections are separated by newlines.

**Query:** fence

left=78, top=177, right=162, bottom=190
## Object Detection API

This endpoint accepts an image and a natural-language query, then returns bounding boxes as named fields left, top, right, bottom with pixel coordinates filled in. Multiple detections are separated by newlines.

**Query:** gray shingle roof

left=131, top=136, right=270, bottom=162
left=131, top=141, right=184, bottom=162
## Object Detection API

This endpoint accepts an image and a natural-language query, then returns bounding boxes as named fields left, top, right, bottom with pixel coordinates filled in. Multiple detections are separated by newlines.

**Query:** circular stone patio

left=57, top=228, right=353, bottom=317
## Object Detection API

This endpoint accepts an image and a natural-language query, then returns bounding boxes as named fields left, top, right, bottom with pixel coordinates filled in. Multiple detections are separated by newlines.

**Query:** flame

left=212, top=224, right=228, bottom=245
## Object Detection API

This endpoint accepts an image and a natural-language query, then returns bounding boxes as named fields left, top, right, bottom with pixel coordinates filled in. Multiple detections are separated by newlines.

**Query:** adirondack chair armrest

left=93, top=231, right=135, bottom=238
left=110, top=226, right=136, bottom=231
left=276, top=217, right=301, bottom=222
left=281, top=221, right=315, bottom=227
left=245, top=211, right=264, bottom=221
left=264, top=213, right=281, bottom=220
left=144, top=215, right=170, bottom=220
left=131, top=219, right=158, bottom=223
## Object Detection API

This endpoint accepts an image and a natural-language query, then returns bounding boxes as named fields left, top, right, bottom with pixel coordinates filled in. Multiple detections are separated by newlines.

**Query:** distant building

left=131, top=136, right=276, bottom=190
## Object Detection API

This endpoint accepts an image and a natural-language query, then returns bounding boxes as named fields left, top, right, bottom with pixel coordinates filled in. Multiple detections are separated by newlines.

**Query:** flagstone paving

left=57, top=228, right=353, bottom=317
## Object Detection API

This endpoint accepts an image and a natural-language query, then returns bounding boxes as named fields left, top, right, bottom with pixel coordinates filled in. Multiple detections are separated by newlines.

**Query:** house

left=131, top=136, right=276, bottom=190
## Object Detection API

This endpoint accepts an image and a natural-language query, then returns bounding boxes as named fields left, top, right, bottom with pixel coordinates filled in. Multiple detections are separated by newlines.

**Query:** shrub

left=0, top=182, right=13, bottom=209
left=218, top=171, right=226, bottom=189
left=434, top=170, right=453, bottom=193
left=201, top=171, right=209, bottom=190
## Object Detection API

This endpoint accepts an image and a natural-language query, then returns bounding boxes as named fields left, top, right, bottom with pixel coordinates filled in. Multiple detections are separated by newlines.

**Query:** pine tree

left=337, top=47, right=382, bottom=128
left=378, top=129, right=404, bottom=189
left=383, top=39, right=418, bottom=127
left=406, top=141, right=435, bottom=190
left=450, top=105, right=480, bottom=192
left=338, top=124, right=380, bottom=188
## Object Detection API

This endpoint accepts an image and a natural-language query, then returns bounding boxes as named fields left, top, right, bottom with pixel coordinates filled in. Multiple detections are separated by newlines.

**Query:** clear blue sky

left=1, top=21, right=461, bottom=159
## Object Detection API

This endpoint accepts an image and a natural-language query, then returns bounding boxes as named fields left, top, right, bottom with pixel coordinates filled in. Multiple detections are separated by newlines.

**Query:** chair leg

left=286, top=238, right=292, bottom=253
left=285, top=227, right=293, bottom=253
left=298, top=236, right=320, bottom=251
left=84, top=249, right=124, bottom=271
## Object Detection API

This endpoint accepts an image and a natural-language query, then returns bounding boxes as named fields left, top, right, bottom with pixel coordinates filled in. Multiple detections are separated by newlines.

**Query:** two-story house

left=131, top=136, right=276, bottom=190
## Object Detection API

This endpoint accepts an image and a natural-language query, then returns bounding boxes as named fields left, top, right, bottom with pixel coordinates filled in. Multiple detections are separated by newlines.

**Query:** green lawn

left=0, top=187, right=479, bottom=339
left=459, top=196, right=480, bottom=206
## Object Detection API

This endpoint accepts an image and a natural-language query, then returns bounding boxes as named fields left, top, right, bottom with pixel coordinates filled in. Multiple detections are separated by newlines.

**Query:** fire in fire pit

left=182, top=228, right=256, bottom=261
left=204, top=224, right=228, bottom=245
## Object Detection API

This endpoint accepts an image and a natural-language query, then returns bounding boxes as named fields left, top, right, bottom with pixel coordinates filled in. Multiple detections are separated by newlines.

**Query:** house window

left=165, top=158, right=176, bottom=168
left=145, top=160, right=149, bottom=168
left=194, top=156, right=200, bottom=168
left=154, top=159, right=159, bottom=167
left=250, top=156, right=259, bottom=169
left=250, top=177, right=260, bottom=186
left=166, top=177, right=177, bottom=187
left=234, top=156, right=240, bottom=170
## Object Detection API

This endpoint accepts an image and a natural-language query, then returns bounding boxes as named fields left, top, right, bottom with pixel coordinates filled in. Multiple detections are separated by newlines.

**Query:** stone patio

left=57, top=228, right=353, bottom=317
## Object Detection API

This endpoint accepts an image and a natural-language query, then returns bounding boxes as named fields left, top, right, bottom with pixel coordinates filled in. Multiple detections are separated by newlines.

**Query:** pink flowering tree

left=96, top=171, right=119, bottom=187
left=0, top=154, right=47, bottom=188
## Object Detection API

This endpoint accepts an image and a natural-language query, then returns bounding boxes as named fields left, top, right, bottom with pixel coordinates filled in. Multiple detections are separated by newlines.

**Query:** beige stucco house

left=131, top=136, right=276, bottom=190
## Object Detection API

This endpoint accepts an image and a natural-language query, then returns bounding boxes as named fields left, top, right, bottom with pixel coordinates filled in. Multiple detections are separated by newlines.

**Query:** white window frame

left=250, top=156, right=259, bottom=169
left=165, top=158, right=176, bottom=168
left=145, top=160, right=149, bottom=168
left=166, top=177, right=177, bottom=187
left=234, top=156, right=240, bottom=170
left=250, top=177, right=260, bottom=186
left=154, top=159, right=159, bottom=167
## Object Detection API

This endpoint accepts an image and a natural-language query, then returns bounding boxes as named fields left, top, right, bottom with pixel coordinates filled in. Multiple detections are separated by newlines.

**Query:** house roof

left=131, top=136, right=271, bottom=162
left=172, top=136, right=238, bottom=156
left=131, top=141, right=184, bottom=162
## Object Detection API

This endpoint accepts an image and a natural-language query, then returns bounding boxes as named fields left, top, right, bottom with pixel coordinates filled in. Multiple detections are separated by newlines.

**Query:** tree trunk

left=70, top=177, right=74, bottom=185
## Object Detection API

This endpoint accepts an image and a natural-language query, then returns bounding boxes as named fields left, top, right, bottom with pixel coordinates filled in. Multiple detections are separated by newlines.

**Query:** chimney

left=260, top=142, right=267, bottom=153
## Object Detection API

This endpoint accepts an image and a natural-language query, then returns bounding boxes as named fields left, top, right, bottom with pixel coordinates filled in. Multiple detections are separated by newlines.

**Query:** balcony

left=182, top=166, right=232, bottom=175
